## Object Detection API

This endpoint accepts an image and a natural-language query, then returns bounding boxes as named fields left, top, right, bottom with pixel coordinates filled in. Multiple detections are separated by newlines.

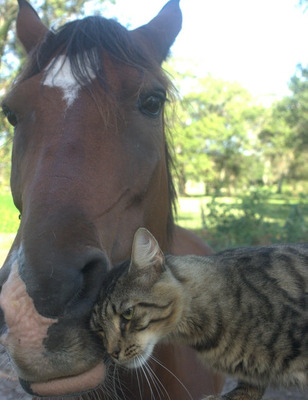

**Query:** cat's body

left=91, top=228, right=308, bottom=400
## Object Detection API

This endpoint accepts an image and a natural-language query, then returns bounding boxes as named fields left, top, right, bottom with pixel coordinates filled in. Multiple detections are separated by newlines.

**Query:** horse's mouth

left=20, top=362, right=106, bottom=398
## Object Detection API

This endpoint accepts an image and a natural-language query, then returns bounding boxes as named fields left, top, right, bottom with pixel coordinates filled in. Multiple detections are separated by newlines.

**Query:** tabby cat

left=90, top=228, right=308, bottom=400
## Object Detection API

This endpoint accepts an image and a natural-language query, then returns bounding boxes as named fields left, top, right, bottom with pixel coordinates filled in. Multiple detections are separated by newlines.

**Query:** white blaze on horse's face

left=43, top=54, right=94, bottom=108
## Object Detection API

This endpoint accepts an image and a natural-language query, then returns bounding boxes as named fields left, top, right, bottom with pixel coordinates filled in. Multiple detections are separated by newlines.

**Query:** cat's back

left=168, top=243, right=308, bottom=296
left=214, top=243, right=308, bottom=293
left=199, top=243, right=308, bottom=388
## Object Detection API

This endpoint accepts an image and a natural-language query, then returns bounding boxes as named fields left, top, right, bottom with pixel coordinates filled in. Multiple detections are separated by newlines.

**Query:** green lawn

left=0, top=191, right=19, bottom=265
left=0, top=191, right=19, bottom=233
left=176, top=193, right=308, bottom=250
left=176, top=195, right=308, bottom=230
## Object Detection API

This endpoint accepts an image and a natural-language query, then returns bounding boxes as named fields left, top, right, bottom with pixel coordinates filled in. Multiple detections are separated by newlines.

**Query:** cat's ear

left=131, top=228, right=165, bottom=272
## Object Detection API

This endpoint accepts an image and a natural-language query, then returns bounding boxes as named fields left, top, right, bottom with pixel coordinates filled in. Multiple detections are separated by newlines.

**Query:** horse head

left=0, top=0, right=181, bottom=396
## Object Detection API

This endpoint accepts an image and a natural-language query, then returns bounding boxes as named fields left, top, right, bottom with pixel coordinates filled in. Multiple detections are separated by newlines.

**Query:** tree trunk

left=277, top=173, right=285, bottom=194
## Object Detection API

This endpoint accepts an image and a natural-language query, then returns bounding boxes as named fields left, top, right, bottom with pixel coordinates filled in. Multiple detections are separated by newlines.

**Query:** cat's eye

left=93, top=328, right=105, bottom=337
left=121, top=307, right=134, bottom=320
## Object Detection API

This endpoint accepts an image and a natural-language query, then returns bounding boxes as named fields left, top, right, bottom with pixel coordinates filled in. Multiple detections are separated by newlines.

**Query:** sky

left=92, top=0, right=308, bottom=101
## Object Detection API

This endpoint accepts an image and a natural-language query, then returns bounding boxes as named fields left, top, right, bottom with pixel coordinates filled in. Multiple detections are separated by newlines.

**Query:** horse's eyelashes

left=2, top=104, right=18, bottom=127
left=139, top=95, right=165, bottom=117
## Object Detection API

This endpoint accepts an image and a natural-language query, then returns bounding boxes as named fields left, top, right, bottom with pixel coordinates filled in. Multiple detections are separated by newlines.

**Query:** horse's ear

left=17, top=0, right=49, bottom=53
left=131, top=228, right=165, bottom=272
left=132, top=0, right=182, bottom=64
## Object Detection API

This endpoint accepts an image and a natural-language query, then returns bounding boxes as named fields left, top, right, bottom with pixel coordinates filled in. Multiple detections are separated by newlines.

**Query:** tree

left=286, top=65, right=308, bottom=152
left=258, top=64, right=308, bottom=193
left=170, top=72, right=265, bottom=195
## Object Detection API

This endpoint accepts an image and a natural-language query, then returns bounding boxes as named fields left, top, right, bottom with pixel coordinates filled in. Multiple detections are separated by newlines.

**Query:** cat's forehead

left=102, top=262, right=129, bottom=291
left=112, top=279, right=139, bottom=300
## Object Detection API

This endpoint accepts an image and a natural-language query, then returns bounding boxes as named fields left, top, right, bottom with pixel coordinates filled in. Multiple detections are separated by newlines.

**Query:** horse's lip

left=20, top=362, right=106, bottom=398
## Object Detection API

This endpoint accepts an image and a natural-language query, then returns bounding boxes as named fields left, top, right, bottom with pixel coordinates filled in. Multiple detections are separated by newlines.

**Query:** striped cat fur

left=91, top=228, right=308, bottom=400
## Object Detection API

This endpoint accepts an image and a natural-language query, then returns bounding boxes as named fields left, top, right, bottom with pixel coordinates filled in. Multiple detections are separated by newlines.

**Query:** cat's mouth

left=117, top=343, right=155, bottom=370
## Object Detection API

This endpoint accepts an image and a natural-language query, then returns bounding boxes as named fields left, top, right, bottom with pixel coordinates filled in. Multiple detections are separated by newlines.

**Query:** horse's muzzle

left=0, top=244, right=109, bottom=396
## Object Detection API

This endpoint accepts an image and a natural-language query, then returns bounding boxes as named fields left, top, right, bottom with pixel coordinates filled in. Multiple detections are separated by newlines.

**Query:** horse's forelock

left=19, top=16, right=171, bottom=93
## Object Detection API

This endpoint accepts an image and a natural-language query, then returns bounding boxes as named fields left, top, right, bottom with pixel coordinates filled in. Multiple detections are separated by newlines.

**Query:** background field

left=0, top=191, right=19, bottom=265
left=1, top=189, right=307, bottom=265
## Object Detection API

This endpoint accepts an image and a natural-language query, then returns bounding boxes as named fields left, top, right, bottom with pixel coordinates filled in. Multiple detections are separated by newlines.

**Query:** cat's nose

left=111, top=348, right=120, bottom=359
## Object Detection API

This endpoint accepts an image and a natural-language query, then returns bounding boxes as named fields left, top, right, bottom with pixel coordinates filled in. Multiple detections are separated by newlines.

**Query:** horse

left=0, top=0, right=224, bottom=398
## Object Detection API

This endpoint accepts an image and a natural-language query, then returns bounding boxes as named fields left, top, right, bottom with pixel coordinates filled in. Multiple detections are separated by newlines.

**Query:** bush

left=201, top=189, right=307, bottom=251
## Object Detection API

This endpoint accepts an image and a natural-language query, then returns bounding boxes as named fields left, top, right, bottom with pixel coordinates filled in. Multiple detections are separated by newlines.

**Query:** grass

left=0, top=191, right=19, bottom=265
left=0, top=191, right=19, bottom=233
left=176, top=195, right=308, bottom=230
left=175, top=191, right=308, bottom=251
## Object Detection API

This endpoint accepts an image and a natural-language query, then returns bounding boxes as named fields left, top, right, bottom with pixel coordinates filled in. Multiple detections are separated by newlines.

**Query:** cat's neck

left=164, top=254, right=221, bottom=343
left=165, top=254, right=215, bottom=291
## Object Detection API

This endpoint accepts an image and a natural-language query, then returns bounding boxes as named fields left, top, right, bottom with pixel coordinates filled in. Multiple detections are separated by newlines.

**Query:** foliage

left=258, top=65, right=308, bottom=193
left=0, top=191, right=19, bottom=233
left=201, top=189, right=308, bottom=251
left=169, top=71, right=268, bottom=195
left=165, top=56, right=308, bottom=197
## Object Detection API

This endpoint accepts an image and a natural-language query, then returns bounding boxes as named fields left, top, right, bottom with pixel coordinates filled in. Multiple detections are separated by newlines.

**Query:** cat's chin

left=122, top=343, right=155, bottom=370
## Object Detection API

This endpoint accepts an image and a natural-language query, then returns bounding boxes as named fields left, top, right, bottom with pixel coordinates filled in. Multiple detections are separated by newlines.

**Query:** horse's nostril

left=65, top=250, right=110, bottom=316
left=16, top=242, right=110, bottom=318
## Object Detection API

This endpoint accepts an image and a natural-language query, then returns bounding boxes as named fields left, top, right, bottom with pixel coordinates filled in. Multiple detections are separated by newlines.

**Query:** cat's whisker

left=116, top=366, right=128, bottom=400
left=141, top=362, right=162, bottom=400
left=138, top=359, right=157, bottom=400
left=134, top=358, right=144, bottom=400
left=137, top=353, right=170, bottom=400
left=143, top=358, right=169, bottom=400
left=137, top=362, right=151, bottom=399
left=150, top=354, right=193, bottom=400
left=111, top=364, right=122, bottom=400
left=91, top=387, right=101, bottom=400
left=100, top=363, right=112, bottom=400
left=99, top=379, right=112, bottom=400
left=104, top=362, right=116, bottom=400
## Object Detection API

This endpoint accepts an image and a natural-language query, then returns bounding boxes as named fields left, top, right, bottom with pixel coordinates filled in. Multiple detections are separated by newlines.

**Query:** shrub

left=202, top=189, right=307, bottom=251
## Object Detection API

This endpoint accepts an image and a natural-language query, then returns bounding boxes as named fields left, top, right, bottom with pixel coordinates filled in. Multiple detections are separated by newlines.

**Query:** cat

left=90, top=227, right=308, bottom=400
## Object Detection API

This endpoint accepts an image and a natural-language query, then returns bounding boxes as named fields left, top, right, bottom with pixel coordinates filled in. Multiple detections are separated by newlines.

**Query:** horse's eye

left=2, top=105, right=18, bottom=127
left=121, top=307, right=134, bottom=321
left=139, top=95, right=165, bottom=117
